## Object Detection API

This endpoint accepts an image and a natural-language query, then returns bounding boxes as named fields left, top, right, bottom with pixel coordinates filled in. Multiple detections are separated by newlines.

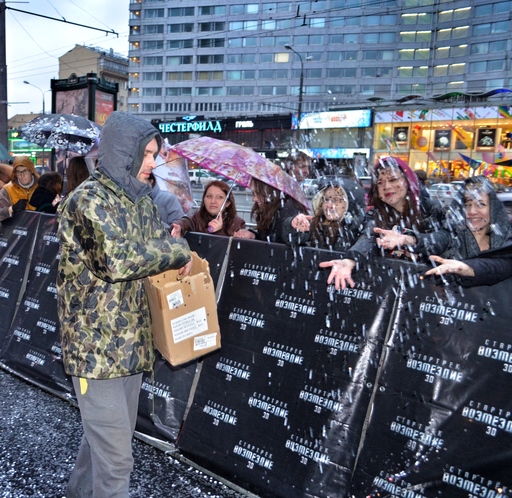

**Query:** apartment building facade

left=127, top=0, right=512, bottom=176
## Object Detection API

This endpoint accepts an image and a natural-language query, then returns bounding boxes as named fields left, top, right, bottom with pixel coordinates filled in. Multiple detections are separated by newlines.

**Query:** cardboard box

left=145, top=252, right=221, bottom=366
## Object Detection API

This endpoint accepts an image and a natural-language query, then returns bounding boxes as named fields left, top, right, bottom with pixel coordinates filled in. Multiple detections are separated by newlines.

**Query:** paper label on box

left=194, top=333, right=217, bottom=351
left=170, top=307, right=208, bottom=343
left=166, top=289, right=184, bottom=310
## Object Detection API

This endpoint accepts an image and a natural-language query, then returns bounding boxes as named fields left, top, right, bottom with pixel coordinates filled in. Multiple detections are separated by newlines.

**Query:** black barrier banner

left=0, top=212, right=40, bottom=343
left=177, top=241, right=397, bottom=497
left=136, top=233, right=230, bottom=443
left=350, top=270, right=512, bottom=496
left=136, top=353, right=198, bottom=444
left=185, top=232, right=230, bottom=287
left=0, top=213, right=72, bottom=398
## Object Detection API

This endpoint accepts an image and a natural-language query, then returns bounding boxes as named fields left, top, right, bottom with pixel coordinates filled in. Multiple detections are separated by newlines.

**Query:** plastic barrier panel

left=0, top=214, right=72, bottom=398
left=136, top=353, right=198, bottom=444
left=350, top=270, right=512, bottom=496
left=177, top=241, right=397, bottom=497
left=0, top=212, right=40, bottom=342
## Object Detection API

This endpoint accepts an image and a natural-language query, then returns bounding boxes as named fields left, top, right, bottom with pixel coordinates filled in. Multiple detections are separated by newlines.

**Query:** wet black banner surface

left=177, top=241, right=396, bottom=497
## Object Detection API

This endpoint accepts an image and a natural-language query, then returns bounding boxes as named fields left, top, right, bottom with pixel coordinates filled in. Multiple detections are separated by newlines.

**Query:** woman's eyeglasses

left=322, top=196, right=345, bottom=205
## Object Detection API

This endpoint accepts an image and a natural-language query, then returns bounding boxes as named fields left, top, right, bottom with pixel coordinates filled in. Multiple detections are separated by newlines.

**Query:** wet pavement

left=0, top=368, right=249, bottom=498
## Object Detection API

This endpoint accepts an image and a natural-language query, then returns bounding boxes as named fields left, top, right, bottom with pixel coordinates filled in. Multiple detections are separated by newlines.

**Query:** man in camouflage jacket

left=57, top=111, right=191, bottom=498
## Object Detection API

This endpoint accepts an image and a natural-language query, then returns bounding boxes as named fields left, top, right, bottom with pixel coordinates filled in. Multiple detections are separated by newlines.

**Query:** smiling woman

left=426, top=176, right=512, bottom=286
left=319, top=156, right=451, bottom=290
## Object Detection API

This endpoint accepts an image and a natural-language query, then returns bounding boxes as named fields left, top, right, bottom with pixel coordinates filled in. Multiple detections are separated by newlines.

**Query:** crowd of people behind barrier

left=2, top=121, right=512, bottom=496
left=1, top=151, right=512, bottom=291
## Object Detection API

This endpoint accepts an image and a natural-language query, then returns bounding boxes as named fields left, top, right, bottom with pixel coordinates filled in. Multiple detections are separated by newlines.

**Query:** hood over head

left=313, top=176, right=366, bottom=227
left=448, top=175, right=511, bottom=258
left=372, top=156, right=420, bottom=210
left=11, top=155, right=38, bottom=185
left=97, top=112, right=162, bottom=200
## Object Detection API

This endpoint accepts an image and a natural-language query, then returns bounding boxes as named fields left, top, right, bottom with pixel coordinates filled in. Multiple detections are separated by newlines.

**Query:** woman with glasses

left=320, top=157, right=450, bottom=290
left=0, top=155, right=39, bottom=221
left=282, top=178, right=366, bottom=251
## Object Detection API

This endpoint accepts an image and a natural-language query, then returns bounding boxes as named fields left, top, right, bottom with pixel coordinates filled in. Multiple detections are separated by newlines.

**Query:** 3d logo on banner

left=0, top=211, right=511, bottom=497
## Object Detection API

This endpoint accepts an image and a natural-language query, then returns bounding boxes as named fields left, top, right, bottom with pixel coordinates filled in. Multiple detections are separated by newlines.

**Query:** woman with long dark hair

left=233, top=178, right=308, bottom=244
left=66, top=156, right=90, bottom=193
left=171, top=179, right=245, bottom=237
left=320, top=156, right=450, bottom=289
left=425, top=175, right=512, bottom=286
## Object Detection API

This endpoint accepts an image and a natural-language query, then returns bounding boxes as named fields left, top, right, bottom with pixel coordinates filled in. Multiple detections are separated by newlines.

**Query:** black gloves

left=12, top=199, right=27, bottom=213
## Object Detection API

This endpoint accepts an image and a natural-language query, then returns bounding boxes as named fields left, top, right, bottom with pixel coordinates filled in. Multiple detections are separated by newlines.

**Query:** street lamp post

left=23, top=80, right=51, bottom=168
left=284, top=44, right=312, bottom=146
left=23, top=80, right=48, bottom=115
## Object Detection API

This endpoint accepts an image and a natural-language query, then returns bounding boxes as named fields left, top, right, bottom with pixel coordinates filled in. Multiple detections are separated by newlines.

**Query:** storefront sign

left=235, top=121, right=254, bottom=129
left=294, top=110, right=372, bottom=130
left=158, top=120, right=223, bottom=134
left=308, top=147, right=370, bottom=159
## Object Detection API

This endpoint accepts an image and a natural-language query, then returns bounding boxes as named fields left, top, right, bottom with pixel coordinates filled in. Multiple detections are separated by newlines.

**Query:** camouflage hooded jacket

left=57, top=112, right=191, bottom=379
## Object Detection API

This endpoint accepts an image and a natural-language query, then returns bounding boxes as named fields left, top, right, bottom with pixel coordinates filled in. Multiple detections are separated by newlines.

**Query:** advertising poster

left=94, top=90, right=115, bottom=126
left=393, top=126, right=409, bottom=146
left=55, top=88, right=89, bottom=117
left=477, top=128, right=496, bottom=151
left=434, top=129, right=451, bottom=151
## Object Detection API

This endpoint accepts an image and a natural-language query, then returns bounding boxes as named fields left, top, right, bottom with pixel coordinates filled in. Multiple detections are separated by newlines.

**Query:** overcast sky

left=5, top=0, right=129, bottom=118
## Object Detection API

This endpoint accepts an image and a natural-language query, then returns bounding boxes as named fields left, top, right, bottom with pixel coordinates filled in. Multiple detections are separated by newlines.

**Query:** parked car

left=35, top=165, right=50, bottom=176
left=188, top=169, right=216, bottom=187
left=428, top=183, right=460, bottom=206
left=497, top=192, right=512, bottom=225
left=225, top=179, right=246, bottom=192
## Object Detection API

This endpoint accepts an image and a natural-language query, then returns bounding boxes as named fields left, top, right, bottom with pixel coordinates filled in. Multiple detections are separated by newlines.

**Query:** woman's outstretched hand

left=424, top=255, right=475, bottom=278
left=319, top=258, right=357, bottom=290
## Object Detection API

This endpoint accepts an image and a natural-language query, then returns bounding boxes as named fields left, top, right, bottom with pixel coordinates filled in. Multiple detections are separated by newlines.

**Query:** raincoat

left=0, top=156, right=39, bottom=221
left=57, top=112, right=191, bottom=379
left=281, top=177, right=366, bottom=252
left=446, top=178, right=512, bottom=286
left=346, top=157, right=450, bottom=266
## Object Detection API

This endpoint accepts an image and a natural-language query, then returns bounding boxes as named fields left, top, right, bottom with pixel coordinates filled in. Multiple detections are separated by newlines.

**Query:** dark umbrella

left=19, top=114, right=101, bottom=155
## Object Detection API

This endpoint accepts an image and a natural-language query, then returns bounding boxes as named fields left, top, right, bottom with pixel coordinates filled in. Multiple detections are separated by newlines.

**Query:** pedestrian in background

left=66, top=156, right=90, bottom=194
left=29, top=171, right=63, bottom=214
left=148, top=172, right=184, bottom=228
left=0, top=155, right=39, bottom=221
left=282, top=178, right=365, bottom=251
left=426, top=175, right=512, bottom=286
left=57, top=112, right=192, bottom=497
left=233, top=178, right=308, bottom=244
left=320, top=156, right=450, bottom=289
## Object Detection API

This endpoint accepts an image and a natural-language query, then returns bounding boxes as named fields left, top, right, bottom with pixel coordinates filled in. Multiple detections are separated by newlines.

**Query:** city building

left=59, top=44, right=129, bottom=113
left=125, top=0, right=512, bottom=180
